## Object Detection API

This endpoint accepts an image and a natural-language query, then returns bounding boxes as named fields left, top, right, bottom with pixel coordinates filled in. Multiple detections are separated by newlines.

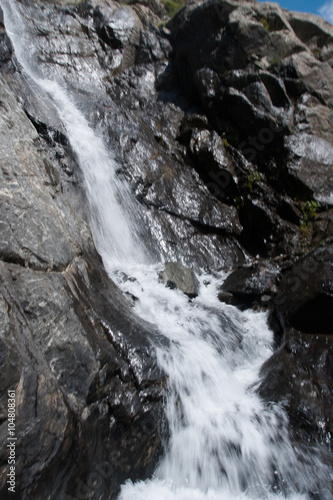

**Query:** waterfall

left=1, top=0, right=147, bottom=267
left=114, top=266, right=326, bottom=500
left=1, top=2, right=330, bottom=499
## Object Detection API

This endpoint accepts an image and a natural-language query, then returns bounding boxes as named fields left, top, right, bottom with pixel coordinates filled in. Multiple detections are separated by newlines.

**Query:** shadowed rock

left=258, top=241, right=333, bottom=469
left=218, top=261, right=280, bottom=307
left=272, top=240, right=333, bottom=335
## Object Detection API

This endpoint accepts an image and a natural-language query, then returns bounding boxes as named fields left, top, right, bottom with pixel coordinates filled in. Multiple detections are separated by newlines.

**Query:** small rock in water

left=159, top=262, right=200, bottom=298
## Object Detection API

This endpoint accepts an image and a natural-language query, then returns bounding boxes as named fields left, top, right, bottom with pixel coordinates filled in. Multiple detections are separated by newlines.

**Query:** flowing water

left=2, top=2, right=331, bottom=499
left=1, top=1, right=146, bottom=267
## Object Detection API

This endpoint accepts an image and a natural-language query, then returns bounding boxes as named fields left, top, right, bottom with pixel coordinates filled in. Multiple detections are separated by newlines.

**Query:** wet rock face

left=0, top=255, right=167, bottom=499
left=258, top=241, right=333, bottom=460
left=170, top=0, right=333, bottom=257
left=8, top=0, right=246, bottom=272
left=259, top=328, right=333, bottom=474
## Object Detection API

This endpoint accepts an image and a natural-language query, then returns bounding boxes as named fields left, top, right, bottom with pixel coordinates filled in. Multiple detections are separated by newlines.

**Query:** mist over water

left=2, top=2, right=331, bottom=499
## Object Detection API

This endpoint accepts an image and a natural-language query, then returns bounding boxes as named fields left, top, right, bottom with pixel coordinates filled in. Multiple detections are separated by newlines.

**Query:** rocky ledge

left=0, top=0, right=332, bottom=498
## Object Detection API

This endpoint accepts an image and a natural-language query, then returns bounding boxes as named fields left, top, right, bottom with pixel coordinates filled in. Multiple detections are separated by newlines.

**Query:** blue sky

left=258, top=0, right=333, bottom=23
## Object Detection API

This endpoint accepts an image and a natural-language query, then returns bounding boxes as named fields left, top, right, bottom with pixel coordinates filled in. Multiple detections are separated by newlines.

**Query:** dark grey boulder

left=219, top=261, right=280, bottom=307
left=160, top=261, right=200, bottom=297
left=283, top=134, right=333, bottom=204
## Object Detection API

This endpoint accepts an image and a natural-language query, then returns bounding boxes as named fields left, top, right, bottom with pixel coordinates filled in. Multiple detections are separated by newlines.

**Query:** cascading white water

left=2, top=2, right=330, bottom=499
left=1, top=0, right=147, bottom=267
left=113, top=265, right=324, bottom=500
